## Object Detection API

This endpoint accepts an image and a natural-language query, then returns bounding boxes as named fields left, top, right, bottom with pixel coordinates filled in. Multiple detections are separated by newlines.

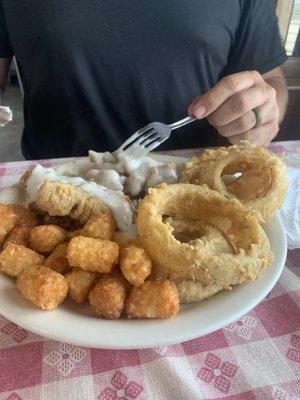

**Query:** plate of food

left=0, top=141, right=288, bottom=349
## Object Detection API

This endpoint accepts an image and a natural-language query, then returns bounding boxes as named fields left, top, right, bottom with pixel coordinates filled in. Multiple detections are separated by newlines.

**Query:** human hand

left=188, top=70, right=279, bottom=146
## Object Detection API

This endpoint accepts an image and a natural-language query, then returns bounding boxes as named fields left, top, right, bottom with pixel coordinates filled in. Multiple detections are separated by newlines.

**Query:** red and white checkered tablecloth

left=0, top=141, right=299, bottom=400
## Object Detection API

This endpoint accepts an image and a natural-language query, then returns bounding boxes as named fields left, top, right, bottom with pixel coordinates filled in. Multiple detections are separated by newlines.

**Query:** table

left=0, top=141, right=299, bottom=400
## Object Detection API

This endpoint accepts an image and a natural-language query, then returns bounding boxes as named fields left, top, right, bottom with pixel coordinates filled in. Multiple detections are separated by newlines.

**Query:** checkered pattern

left=0, top=142, right=299, bottom=400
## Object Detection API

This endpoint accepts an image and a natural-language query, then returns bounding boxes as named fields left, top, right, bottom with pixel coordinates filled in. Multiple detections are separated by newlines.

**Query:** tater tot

left=44, top=243, right=70, bottom=274
left=0, top=204, right=18, bottom=245
left=67, top=236, right=119, bottom=272
left=120, top=245, right=152, bottom=286
left=89, top=272, right=128, bottom=319
left=4, top=224, right=32, bottom=249
left=0, top=244, right=44, bottom=277
left=8, top=204, right=37, bottom=226
left=29, top=224, right=67, bottom=254
left=72, top=213, right=116, bottom=240
left=16, top=265, right=68, bottom=310
left=65, top=268, right=99, bottom=303
left=125, top=281, right=179, bottom=319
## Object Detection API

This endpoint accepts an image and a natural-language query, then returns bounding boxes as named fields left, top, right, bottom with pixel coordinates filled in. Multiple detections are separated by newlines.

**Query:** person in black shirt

left=0, top=1, right=288, bottom=159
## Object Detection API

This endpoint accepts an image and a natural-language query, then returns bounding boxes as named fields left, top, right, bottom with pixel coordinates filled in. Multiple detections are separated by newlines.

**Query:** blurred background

left=1, top=0, right=300, bottom=162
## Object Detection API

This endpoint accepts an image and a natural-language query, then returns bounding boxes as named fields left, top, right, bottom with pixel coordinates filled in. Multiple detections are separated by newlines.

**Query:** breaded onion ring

left=137, top=183, right=273, bottom=289
left=152, top=216, right=233, bottom=303
left=180, top=141, right=287, bottom=220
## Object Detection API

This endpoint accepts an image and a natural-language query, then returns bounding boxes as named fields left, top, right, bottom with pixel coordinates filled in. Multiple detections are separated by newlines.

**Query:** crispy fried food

left=137, top=183, right=273, bottom=289
left=67, top=236, right=119, bottom=272
left=35, top=181, right=110, bottom=224
left=43, top=215, right=81, bottom=231
left=125, top=280, right=179, bottom=319
left=153, top=216, right=234, bottom=303
left=180, top=141, right=288, bottom=220
left=0, top=204, right=18, bottom=245
left=89, top=271, right=128, bottom=319
left=120, top=245, right=152, bottom=286
left=0, top=244, right=44, bottom=277
left=16, top=265, right=68, bottom=310
left=171, top=279, right=224, bottom=304
left=4, top=224, right=32, bottom=249
left=71, top=213, right=116, bottom=240
left=44, top=243, right=70, bottom=274
left=29, top=224, right=67, bottom=254
left=7, top=204, right=37, bottom=226
left=65, top=268, right=99, bottom=303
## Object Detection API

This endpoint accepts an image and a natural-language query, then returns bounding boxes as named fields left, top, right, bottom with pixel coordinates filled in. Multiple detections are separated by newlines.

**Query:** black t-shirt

left=0, top=0, right=287, bottom=159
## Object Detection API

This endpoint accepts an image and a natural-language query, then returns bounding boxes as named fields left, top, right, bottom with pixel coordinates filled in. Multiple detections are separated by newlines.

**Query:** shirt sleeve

left=223, top=0, right=287, bottom=76
left=0, top=1, right=13, bottom=58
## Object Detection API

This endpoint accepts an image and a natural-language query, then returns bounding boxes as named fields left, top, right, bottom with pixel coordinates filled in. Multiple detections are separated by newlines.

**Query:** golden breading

left=8, top=204, right=37, bottom=226
left=72, top=213, right=116, bottom=240
left=29, top=224, right=67, bottom=254
left=0, top=244, right=44, bottom=277
left=44, top=243, right=70, bottom=274
left=65, top=268, right=99, bottom=303
left=4, top=224, right=32, bottom=249
left=125, top=281, right=179, bottom=319
left=0, top=203, right=18, bottom=245
left=89, top=272, right=128, bottom=319
left=16, top=265, right=68, bottom=310
left=67, top=236, right=119, bottom=272
left=35, top=181, right=110, bottom=224
left=43, top=215, right=81, bottom=231
left=120, top=245, right=152, bottom=286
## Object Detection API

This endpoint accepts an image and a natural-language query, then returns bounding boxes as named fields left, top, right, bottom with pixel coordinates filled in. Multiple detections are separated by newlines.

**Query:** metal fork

left=118, top=116, right=196, bottom=156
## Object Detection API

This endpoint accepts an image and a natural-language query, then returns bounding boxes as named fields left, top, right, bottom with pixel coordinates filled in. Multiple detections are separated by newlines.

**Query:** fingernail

left=193, top=105, right=206, bottom=119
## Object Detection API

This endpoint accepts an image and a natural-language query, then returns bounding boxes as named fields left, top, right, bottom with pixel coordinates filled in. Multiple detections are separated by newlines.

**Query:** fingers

left=228, top=120, right=279, bottom=146
left=189, top=70, right=263, bottom=118
left=216, top=100, right=279, bottom=137
left=208, top=84, right=271, bottom=127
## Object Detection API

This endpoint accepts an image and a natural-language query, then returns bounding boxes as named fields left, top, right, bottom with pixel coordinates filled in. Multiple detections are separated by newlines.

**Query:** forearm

left=264, top=75, right=288, bottom=124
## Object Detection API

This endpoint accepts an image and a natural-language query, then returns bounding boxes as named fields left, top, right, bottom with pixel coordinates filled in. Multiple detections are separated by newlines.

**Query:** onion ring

left=153, top=216, right=233, bottom=303
left=180, top=141, right=288, bottom=220
left=136, top=183, right=273, bottom=289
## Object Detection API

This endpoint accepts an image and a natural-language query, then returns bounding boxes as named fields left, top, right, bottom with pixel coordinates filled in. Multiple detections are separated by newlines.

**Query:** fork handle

left=168, top=116, right=196, bottom=130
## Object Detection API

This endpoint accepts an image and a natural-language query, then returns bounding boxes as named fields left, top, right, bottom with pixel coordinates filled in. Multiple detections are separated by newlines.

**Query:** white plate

left=0, top=155, right=287, bottom=349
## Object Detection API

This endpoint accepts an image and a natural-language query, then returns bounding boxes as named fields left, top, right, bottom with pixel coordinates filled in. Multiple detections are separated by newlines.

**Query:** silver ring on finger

left=252, top=107, right=262, bottom=129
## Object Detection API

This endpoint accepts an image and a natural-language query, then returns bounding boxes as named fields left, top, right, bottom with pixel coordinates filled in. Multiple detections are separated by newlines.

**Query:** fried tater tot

left=72, top=213, right=116, bottom=240
left=29, top=224, right=67, bottom=254
left=16, top=265, right=68, bottom=310
left=4, top=224, right=32, bottom=249
left=8, top=204, right=37, bottom=226
left=44, top=243, right=70, bottom=274
left=65, top=268, right=99, bottom=303
left=67, top=236, right=119, bottom=272
left=0, top=244, right=44, bottom=277
left=89, top=272, right=128, bottom=319
left=120, top=245, right=152, bottom=286
left=0, top=204, right=18, bottom=245
left=125, top=281, right=179, bottom=319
